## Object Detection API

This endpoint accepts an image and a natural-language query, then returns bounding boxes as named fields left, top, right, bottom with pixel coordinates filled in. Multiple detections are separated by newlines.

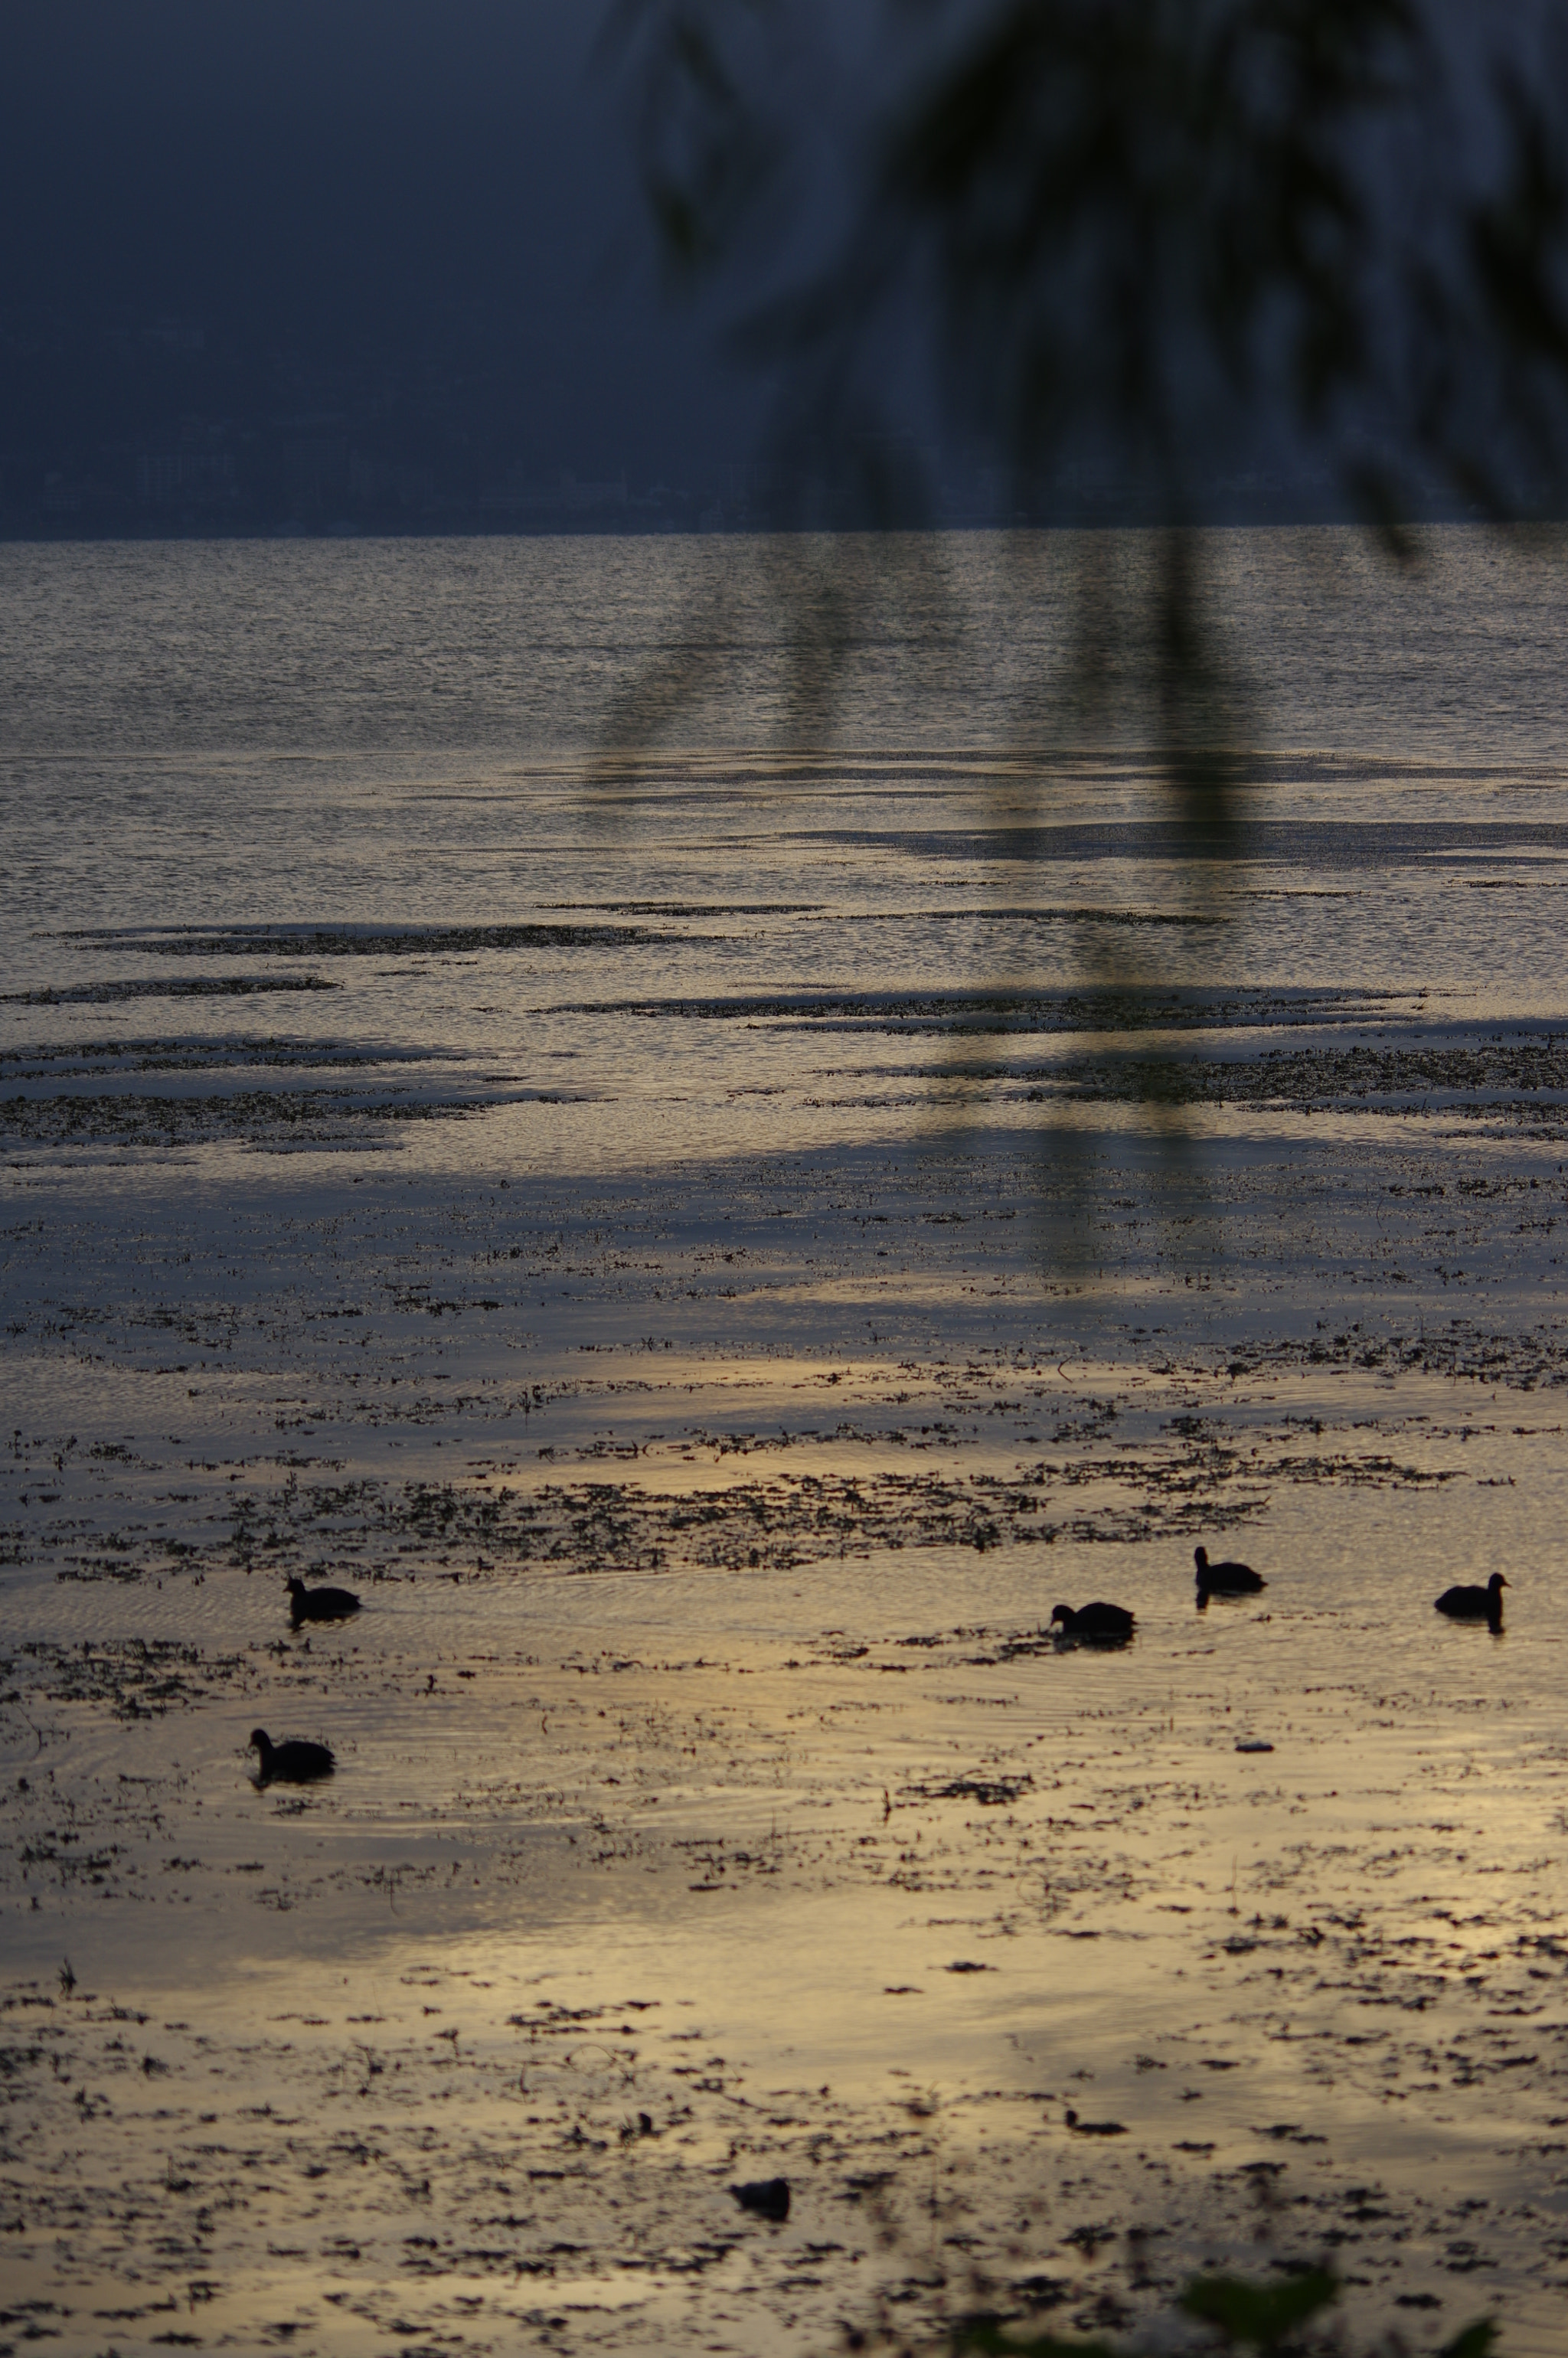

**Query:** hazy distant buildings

left=136, top=449, right=237, bottom=509
left=140, top=322, right=206, bottom=355
left=0, top=299, right=1479, bottom=537
left=479, top=465, right=629, bottom=520
left=282, top=436, right=349, bottom=516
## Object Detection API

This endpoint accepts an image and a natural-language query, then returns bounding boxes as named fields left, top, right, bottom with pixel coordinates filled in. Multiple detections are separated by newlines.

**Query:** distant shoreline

left=0, top=504, right=1536, bottom=547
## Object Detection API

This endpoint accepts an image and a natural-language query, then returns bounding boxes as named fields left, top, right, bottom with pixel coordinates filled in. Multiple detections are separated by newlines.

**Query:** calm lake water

left=2, top=528, right=1567, bottom=2357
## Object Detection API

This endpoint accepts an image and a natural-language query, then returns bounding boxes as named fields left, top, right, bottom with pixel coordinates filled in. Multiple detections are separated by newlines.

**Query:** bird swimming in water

left=1434, top=1571, right=1508, bottom=1627
left=286, top=1576, right=361, bottom=1629
left=1194, top=1544, right=1265, bottom=1599
left=249, top=1728, right=335, bottom=1783
left=731, top=2176, right=791, bottom=2221
left=1050, top=1601, right=1135, bottom=1644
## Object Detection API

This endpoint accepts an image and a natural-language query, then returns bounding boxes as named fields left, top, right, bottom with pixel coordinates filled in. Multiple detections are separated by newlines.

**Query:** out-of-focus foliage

left=601, top=0, right=783, bottom=279
left=605, top=2, right=1568, bottom=1200
left=949, top=2267, right=1495, bottom=2356
left=610, top=0, right=1568, bottom=526
left=606, top=0, right=1568, bottom=784
left=1178, top=2264, right=1341, bottom=2345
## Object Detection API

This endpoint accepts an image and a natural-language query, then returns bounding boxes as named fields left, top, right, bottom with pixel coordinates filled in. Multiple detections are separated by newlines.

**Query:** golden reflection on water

left=5, top=1439, right=1566, bottom=2353
left=5, top=532, right=1568, bottom=2351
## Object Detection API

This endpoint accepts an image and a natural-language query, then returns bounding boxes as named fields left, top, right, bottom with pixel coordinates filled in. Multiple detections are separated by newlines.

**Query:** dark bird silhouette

left=250, top=1728, right=335, bottom=1783
left=287, top=1576, right=361, bottom=1628
left=1435, top=1571, right=1508, bottom=1626
left=1050, top=1601, right=1135, bottom=1644
left=1194, top=1544, right=1265, bottom=1598
left=731, top=2177, right=790, bottom=2221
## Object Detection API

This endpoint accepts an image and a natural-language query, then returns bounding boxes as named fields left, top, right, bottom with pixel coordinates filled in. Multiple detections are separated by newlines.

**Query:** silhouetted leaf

left=1438, top=2323, right=1499, bottom=2358
left=1178, top=2265, right=1340, bottom=2346
left=952, top=2318, right=1120, bottom=2358
left=604, top=0, right=783, bottom=284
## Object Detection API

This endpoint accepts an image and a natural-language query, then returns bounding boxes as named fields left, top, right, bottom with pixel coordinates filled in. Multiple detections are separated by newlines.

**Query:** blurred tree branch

left=601, top=1, right=1568, bottom=1236
left=612, top=0, right=1568, bottom=521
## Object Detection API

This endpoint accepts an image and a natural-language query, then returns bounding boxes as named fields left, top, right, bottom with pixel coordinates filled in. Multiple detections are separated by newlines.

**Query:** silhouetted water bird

left=731, top=2177, right=790, bottom=2221
left=250, top=1728, right=335, bottom=1783
left=1435, top=1571, right=1508, bottom=1626
left=287, top=1576, right=361, bottom=1628
left=1194, top=1545, right=1265, bottom=1597
left=1049, top=1601, right=1135, bottom=1644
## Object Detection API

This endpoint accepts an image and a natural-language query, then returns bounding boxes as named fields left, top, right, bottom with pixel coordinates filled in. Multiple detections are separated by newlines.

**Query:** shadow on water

left=599, top=0, right=1568, bottom=1300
